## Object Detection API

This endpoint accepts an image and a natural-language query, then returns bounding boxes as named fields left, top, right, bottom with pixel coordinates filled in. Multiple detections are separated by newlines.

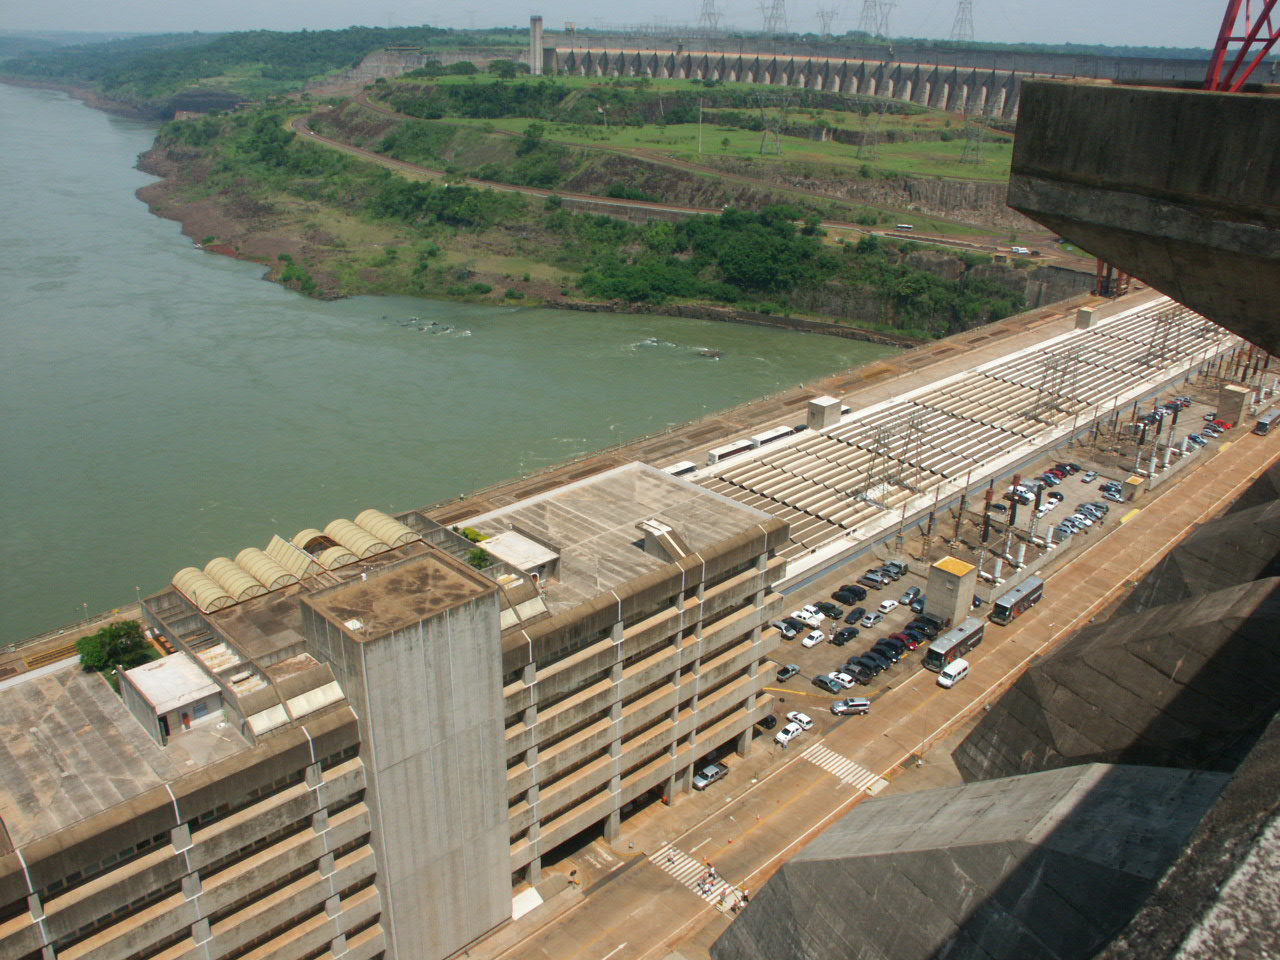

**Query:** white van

left=937, top=658, right=970, bottom=688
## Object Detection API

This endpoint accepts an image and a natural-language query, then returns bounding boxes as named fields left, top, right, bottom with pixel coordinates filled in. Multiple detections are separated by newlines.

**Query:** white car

left=800, top=604, right=827, bottom=623
left=1037, top=500, right=1059, bottom=516
left=791, top=610, right=822, bottom=628
left=1071, top=513, right=1093, bottom=527
left=775, top=722, right=803, bottom=745
left=877, top=599, right=899, bottom=615
left=830, top=672, right=858, bottom=690
left=786, top=711, right=814, bottom=730
left=801, top=629, right=825, bottom=648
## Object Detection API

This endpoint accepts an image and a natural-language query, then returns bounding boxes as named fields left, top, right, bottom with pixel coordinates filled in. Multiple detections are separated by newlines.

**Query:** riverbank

left=134, top=142, right=929, bottom=346
left=0, top=77, right=164, bottom=119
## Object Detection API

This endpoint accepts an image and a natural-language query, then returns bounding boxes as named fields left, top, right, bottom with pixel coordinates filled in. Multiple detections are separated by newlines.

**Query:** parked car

left=884, top=561, right=909, bottom=578
left=801, top=605, right=827, bottom=623
left=844, top=606, right=867, bottom=624
left=775, top=664, right=801, bottom=682
left=1188, top=433, right=1208, bottom=446
left=1047, top=491, right=1065, bottom=502
left=862, top=649, right=893, bottom=671
left=1203, top=411, right=1218, bottom=422
left=857, top=573, right=887, bottom=590
left=1054, top=523, right=1075, bottom=538
left=1213, top=419, right=1234, bottom=430
left=870, top=643, right=901, bottom=663
left=791, top=609, right=821, bottom=628
left=786, top=711, right=814, bottom=730
left=773, top=620, right=799, bottom=639
left=877, top=599, right=899, bottom=615
left=842, top=660, right=874, bottom=682
left=758, top=714, right=777, bottom=729
left=901, top=586, right=921, bottom=604
left=830, top=672, right=858, bottom=690
left=692, top=761, right=730, bottom=790
left=801, top=629, right=826, bottom=648
left=845, top=655, right=882, bottom=677
left=775, top=722, right=804, bottom=745
left=876, top=565, right=902, bottom=582
left=910, top=596, right=926, bottom=614
left=878, top=636, right=908, bottom=654
left=1081, top=470, right=1098, bottom=483
left=971, top=595, right=986, bottom=608
left=907, top=619, right=940, bottom=638
left=832, top=626, right=860, bottom=646
left=990, top=502, right=1008, bottom=513
left=1103, top=491, right=1125, bottom=503
left=811, top=674, right=840, bottom=694
left=860, top=611, right=884, bottom=629
left=832, top=698, right=872, bottom=716
left=815, top=601, right=844, bottom=618
left=838, top=584, right=868, bottom=601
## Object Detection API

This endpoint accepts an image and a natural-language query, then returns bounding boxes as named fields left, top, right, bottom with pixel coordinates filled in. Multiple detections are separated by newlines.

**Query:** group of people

left=698, top=862, right=750, bottom=911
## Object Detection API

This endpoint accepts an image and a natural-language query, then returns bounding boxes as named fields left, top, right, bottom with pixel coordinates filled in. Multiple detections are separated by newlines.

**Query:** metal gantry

left=1206, top=0, right=1279, bottom=91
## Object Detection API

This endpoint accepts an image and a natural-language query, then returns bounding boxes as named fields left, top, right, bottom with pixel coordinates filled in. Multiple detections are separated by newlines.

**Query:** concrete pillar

left=735, top=726, right=752, bottom=758
left=1015, top=543, right=1026, bottom=567
left=992, top=557, right=1004, bottom=581
left=604, top=808, right=622, bottom=841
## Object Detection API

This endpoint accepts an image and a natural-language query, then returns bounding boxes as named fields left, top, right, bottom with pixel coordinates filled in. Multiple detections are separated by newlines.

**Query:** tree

left=77, top=620, right=158, bottom=678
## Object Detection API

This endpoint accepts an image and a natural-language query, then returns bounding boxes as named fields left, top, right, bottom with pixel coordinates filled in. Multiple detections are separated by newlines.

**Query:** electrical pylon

left=698, top=0, right=723, bottom=34
left=949, top=0, right=975, bottom=42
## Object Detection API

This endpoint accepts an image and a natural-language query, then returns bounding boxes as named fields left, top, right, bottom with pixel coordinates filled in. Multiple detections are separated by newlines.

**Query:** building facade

left=0, top=464, right=789, bottom=960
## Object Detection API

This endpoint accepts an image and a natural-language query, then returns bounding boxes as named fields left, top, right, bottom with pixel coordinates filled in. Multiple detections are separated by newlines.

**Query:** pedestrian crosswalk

left=801, top=743, right=889, bottom=794
left=649, top=843, right=734, bottom=903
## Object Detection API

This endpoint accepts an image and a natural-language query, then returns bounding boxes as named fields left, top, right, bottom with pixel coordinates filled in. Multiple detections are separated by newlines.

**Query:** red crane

left=1205, top=0, right=1279, bottom=90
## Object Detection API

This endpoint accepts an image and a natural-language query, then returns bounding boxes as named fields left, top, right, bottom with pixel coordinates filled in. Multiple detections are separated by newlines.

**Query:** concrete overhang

left=1008, top=79, right=1280, bottom=355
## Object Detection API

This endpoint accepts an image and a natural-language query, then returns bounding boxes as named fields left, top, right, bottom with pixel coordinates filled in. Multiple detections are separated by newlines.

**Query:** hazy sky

left=5, top=1, right=1225, bottom=50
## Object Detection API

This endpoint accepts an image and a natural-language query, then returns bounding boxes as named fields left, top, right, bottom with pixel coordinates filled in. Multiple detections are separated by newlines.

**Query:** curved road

left=292, top=102, right=1088, bottom=269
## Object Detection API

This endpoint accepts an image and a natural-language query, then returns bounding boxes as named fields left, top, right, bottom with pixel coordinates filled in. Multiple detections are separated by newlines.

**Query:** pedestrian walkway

left=648, top=843, right=735, bottom=903
left=801, top=742, right=889, bottom=794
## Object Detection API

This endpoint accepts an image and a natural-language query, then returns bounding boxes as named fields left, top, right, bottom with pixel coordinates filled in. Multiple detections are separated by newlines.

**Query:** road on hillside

left=292, top=101, right=1087, bottom=269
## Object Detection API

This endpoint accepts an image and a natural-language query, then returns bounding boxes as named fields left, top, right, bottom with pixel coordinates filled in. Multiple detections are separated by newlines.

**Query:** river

left=0, top=83, right=898, bottom=641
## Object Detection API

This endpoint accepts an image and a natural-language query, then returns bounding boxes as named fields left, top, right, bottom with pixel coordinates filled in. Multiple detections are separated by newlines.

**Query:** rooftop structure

left=467, top=462, right=778, bottom=612
left=0, top=667, right=247, bottom=848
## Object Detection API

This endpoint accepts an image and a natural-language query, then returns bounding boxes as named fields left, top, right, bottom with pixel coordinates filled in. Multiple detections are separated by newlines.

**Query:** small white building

left=120, top=652, right=223, bottom=744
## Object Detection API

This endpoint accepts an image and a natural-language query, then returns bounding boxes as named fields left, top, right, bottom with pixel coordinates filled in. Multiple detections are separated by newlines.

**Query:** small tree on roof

left=77, top=620, right=158, bottom=687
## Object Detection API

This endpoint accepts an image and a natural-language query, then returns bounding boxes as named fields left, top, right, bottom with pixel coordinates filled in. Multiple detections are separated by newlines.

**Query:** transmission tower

left=856, top=97, right=889, bottom=160
left=875, top=1, right=895, bottom=38
left=960, top=110, right=985, bottom=164
left=697, top=0, right=723, bottom=34
left=816, top=6, right=840, bottom=36
left=949, top=0, right=975, bottom=42
left=761, top=0, right=789, bottom=34
left=857, top=0, right=879, bottom=34
left=755, top=90, right=791, bottom=154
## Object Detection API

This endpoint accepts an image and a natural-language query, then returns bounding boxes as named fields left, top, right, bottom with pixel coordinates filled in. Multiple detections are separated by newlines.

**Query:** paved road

left=469, top=427, right=1280, bottom=960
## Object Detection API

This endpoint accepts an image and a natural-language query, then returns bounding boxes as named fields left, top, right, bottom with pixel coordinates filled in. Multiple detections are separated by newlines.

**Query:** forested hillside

left=0, top=26, right=520, bottom=100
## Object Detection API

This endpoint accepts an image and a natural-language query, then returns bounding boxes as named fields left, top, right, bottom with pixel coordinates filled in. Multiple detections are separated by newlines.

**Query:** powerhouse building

left=0, top=463, right=788, bottom=960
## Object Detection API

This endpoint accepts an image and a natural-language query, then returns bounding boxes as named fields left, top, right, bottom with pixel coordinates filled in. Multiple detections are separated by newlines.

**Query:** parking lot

left=763, top=565, right=940, bottom=744
left=752, top=391, right=1244, bottom=749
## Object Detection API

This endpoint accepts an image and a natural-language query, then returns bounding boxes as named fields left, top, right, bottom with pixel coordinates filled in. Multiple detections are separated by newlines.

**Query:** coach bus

left=1254, top=409, right=1279, bottom=436
left=922, top=617, right=985, bottom=672
left=989, top=576, right=1045, bottom=626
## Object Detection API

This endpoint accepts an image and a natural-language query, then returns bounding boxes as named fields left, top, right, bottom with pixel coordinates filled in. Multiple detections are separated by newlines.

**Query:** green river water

left=0, top=83, right=897, bottom=641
